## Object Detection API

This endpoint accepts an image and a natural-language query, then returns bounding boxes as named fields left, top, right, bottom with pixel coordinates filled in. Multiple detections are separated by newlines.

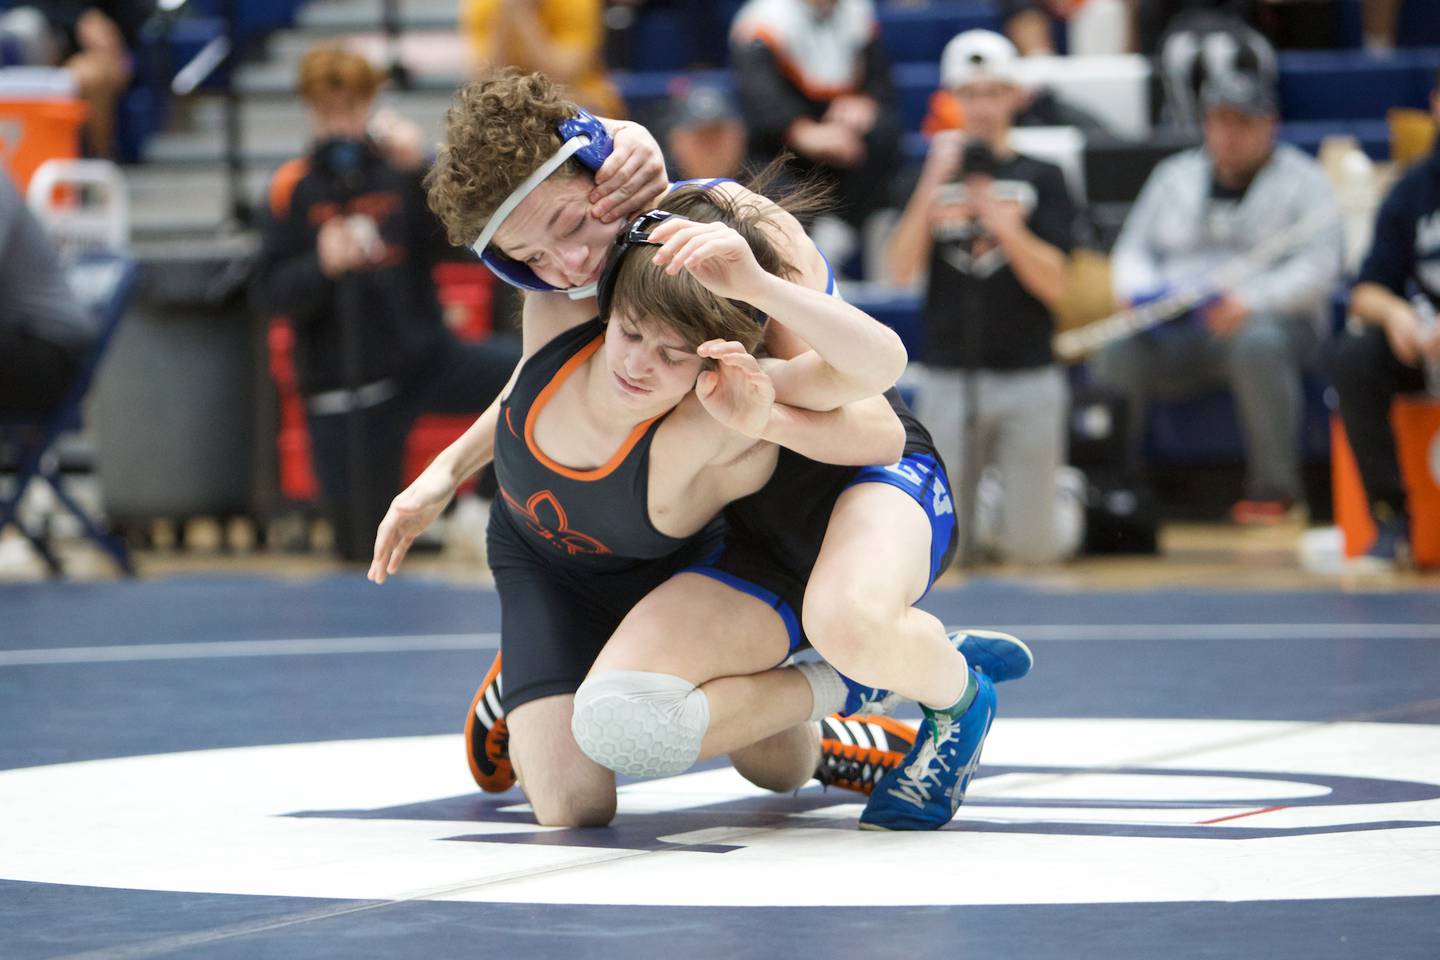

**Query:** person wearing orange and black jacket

left=255, top=45, right=516, bottom=561
left=728, top=0, right=901, bottom=235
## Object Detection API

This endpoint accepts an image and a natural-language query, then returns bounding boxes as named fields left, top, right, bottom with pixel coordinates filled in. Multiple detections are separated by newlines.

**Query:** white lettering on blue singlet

left=886, top=462, right=924, bottom=486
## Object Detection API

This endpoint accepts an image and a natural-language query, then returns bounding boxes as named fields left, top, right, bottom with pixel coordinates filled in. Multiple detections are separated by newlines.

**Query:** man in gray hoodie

left=1092, top=71, right=1344, bottom=524
left=0, top=168, right=92, bottom=416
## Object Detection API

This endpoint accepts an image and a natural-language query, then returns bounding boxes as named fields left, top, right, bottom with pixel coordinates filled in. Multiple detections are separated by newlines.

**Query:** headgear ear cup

left=557, top=109, right=614, bottom=173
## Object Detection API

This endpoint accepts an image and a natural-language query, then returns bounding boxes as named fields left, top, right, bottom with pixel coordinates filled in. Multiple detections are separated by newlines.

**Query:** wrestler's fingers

left=387, top=537, right=413, bottom=576
left=697, top=339, right=748, bottom=358
left=678, top=237, right=738, bottom=271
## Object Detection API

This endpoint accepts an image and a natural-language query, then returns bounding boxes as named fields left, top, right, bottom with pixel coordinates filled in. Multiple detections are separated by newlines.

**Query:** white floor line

left=4, top=623, right=1439, bottom=668
left=1006, top=623, right=1440, bottom=641
left=47, top=825, right=785, bottom=960
left=0, top=633, right=500, bottom=666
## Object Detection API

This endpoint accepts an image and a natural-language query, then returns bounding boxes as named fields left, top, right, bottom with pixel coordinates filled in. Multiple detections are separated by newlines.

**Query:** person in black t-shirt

left=885, top=30, right=1082, bottom=565
left=1326, top=72, right=1440, bottom=570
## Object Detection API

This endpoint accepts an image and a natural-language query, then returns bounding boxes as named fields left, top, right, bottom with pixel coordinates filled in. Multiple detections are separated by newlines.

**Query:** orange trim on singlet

left=505, top=406, right=517, bottom=438
left=524, top=334, right=663, bottom=483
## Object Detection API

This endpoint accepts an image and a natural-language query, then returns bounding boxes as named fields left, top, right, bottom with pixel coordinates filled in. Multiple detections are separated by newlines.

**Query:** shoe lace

left=885, top=720, right=954, bottom=810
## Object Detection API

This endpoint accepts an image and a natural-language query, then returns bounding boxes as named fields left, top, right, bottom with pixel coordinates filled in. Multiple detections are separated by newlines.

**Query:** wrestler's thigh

left=590, top=572, right=792, bottom=685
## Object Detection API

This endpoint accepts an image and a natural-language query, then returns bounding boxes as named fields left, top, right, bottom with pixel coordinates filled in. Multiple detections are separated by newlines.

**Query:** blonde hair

left=425, top=69, right=588, bottom=247
left=296, top=45, right=386, bottom=104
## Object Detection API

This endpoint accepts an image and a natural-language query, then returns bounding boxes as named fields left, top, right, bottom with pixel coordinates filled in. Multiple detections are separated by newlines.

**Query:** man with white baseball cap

left=919, top=26, right=1111, bottom=137
left=940, top=27, right=1021, bottom=90
left=885, top=29, right=1084, bottom=565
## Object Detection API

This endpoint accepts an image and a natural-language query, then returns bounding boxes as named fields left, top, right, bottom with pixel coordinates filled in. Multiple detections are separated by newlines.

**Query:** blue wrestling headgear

left=470, top=108, right=614, bottom=298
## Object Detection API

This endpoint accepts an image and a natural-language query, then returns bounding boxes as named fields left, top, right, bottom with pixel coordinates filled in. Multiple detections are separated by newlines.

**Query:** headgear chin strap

left=471, top=109, right=613, bottom=298
left=596, top=210, right=679, bottom=322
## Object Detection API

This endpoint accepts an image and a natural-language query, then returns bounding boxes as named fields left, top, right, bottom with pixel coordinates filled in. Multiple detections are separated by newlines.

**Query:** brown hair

left=425, top=69, right=588, bottom=247
left=296, top=45, right=386, bottom=104
left=605, top=184, right=805, bottom=357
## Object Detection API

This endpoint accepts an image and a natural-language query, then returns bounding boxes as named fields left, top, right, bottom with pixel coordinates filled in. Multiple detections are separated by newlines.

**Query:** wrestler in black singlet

left=684, top=389, right=957, bottom=656
left=488, top=318, right=722, bottom=711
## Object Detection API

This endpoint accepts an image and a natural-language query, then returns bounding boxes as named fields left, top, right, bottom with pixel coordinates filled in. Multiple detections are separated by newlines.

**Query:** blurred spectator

left=1002, top=0, right=1132, bottom=56
left=1325, top=72, right=1440, bottom=569
left=1253, top=0, right=1337, bottom=50
left=662, top=82, right=747, bottom=182
left=1362, top=0, right=1400, bottom=51
left=255, top=45, right=517, bottom=562
left=460, top=0, right=623, bottom=116
left=1143, top=0, right=1332, bottom=55
left=729, top=0, right=902, bottom=241
left=884, top=30, right=1083, bottom=565
left=1092, top=72, right=1344, bottom=525
left=1002, top=0, right=1067, bottom=55
left=921, top=30, right=1114, bottom=140
left=602, top=0, right=735, bottom=70
left=0, top=166, right=92, bottom=415
left=1138, top=0, right=1258, bottom=54
left=0, top=2, right=152, bottom=157
left=1154, top=7, right=1276, bottom=131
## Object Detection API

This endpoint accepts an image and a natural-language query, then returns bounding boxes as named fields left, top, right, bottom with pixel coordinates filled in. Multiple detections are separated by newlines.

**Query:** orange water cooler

left=0, top=68, right=85, bottom=190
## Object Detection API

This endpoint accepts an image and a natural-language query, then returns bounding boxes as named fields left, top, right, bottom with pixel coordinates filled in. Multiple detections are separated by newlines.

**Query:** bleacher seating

left=1015, top=54, right=1152, bottom=139
left=1278, top=48, right=1440, bottom=122
left=618, top=45, right=1437, bottom=168
left=107, top=0, right=1440, bottom=521
left=606, top=4, right=1437, bottom=508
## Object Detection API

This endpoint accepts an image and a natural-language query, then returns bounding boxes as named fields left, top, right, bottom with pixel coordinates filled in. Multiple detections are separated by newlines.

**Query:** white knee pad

left=571, top=671, right=710, bottom=779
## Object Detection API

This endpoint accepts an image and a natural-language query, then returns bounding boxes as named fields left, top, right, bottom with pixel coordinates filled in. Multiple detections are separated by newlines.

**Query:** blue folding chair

left=0, top=160, right=138, bottom=576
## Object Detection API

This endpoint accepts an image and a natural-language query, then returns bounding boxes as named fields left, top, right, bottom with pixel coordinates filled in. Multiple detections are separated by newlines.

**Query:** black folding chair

left=1, top=159, right=138, bottom=576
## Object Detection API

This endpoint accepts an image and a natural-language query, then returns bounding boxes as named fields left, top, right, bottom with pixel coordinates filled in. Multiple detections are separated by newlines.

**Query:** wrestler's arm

left=654, top=184, right=907, bottom=409
left=367, top=364, right=516, bottom=583
left=368, top=293, right=591, bottom=582
left=739, top=272, right=907, bottom=410
left=649, top=216, right=905, bottom=414
left=696, top=347, right=904, bottom=468
left=761, top=398, right=904, bottom=466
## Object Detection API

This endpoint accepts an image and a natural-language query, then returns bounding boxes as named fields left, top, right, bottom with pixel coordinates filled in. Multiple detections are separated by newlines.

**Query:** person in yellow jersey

left=460, top=0, right=624, bottom=117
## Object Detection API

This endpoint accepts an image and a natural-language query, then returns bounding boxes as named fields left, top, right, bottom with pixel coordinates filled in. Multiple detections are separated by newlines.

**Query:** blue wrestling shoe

left=953, top=629, right=1032, bottom=683
left=858, top=670, right=997, bottom=831
left=838, top=630, right=1027, bottom=716
left=840, top=674, right=902, bottom=717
